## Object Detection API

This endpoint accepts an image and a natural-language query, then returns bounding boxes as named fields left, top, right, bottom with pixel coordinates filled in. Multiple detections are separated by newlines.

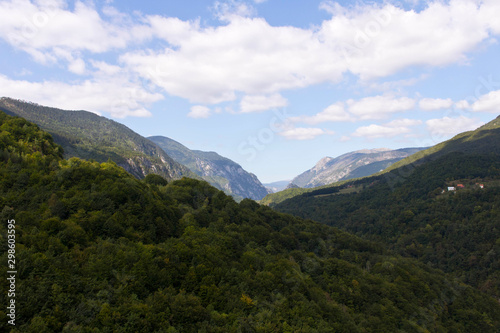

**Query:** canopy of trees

left=1, top=111, right=500, bottom=332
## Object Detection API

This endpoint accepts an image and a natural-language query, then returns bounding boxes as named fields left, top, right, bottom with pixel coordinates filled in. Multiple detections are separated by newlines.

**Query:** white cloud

left=347, top=95, right=416, bottom=120
left=240, top=94, right=288, bottom=113
left=278, top=127, right=330, bottom=140
left=426, top=116, right=484, bottom=137
left=0, top=0, right=151, bottom=64
left=0, top=74, right=161, bottom=118
left=471, top=90, right=500, bottom=113
left=353, top=124, right=410, bottom=139
left=419, top=98, right=453, bottom=111
left=480, top=0, right=500, bottom=35
left=353, top=118, right=421, bottom=139
left=213, top=0, right=256, bottom=22
left=290, top=102, right=353, bottom=124
left=122, top=16, right=342, bottom=104
left=386, top=118, right=422, bottom=127
left=68, top=58, right=86, bottom=75
left=455, top=99, right=470, bottom=110
left=320, top=1, right=493, bottom=79
left=188, top=105, right=211, bottom=119
left=1, top=0, right=500, bottom=118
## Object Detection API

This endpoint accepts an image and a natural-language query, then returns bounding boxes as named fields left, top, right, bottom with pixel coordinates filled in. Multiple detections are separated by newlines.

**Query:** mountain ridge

left=290, top=147, right=427, bottom=188
left=0, top=97, right=193, bottom=181
left=149, top=135, right=270, bottom=201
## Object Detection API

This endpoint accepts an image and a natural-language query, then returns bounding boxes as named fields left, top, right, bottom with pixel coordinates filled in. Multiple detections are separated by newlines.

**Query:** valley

left=1, top=102, right=499, bottom=332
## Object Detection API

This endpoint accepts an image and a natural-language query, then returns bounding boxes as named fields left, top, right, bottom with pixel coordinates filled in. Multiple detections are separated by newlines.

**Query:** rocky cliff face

left=150, top=136, right=270, bottom=201
left=290, top=148, right=426, bottom=188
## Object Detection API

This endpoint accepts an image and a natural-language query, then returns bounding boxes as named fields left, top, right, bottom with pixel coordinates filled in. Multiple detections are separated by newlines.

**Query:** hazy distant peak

left=290, top=147, right=426, bottom=188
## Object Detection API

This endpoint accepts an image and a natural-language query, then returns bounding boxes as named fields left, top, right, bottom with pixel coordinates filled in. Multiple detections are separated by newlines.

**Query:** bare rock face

left=149, top=136, right=270, bottom=201
left=289, top=148, right=426, bottom=188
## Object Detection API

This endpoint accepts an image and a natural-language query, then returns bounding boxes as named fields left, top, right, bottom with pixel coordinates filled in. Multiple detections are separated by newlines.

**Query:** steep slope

left=1, top=111, right=500, bottom=332
left=290, top=147, right=426, bottom=188
left=263, top=117, right=500, bottom=206
left=149, top=135, right=269, bottom=200
left=387, top=115, right=500, bottom=172
left=275, top=115, right=500, bottom=299
left=0, top=97, right=191, bottom=180
left=260, top=147, right=425, bottom=206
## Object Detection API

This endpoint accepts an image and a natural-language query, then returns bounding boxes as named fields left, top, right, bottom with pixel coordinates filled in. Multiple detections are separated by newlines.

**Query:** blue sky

left=1, top=0, right=500, bottom=183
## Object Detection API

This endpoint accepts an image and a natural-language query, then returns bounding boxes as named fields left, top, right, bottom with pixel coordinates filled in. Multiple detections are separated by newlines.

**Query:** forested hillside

left=1, top=112, right=500, bottom=332
left=276, top=152, right=500, bottom=299
left=386, top=115, right=500, bottom=172
left=0, top=97, right=192, bottom=181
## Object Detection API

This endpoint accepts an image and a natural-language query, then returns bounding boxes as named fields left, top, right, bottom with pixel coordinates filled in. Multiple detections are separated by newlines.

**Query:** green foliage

left=260, top=187, right=312, bottom=206
left=1, top=111, right=500, bottom=332
left=144, top=174, right=169, bottom=186
left=276, top=152, right=500, bottom=299
left=386, top=115, right=500, bottom=173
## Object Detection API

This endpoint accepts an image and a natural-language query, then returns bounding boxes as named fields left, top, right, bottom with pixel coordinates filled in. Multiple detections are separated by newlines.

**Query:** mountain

left=0, top=97, right=192, bottom=181
left=1, top=110, right=500, bottom=332
left=289, top=147, right=426, bottom=188
left=149, top=136, right=269, bottom=201
left=386, top=116, right=500, bottom=172
left=274, top=115, right=500, bottom=299
left=260, top=147, right=425, bottom=206
left=263, top=180, right=290, bottom=193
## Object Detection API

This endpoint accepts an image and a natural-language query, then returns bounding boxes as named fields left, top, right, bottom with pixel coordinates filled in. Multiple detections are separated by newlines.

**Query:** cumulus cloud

left=471, top=90, right=500, bottom=113
left=419, top=98, right=453, bottom=111
left=188, top=105, right=212, bottom=119
left=455, top=99, right=470, bottom=110
left=278, top=127, right=331, bottom=140
left=353, top=118, right=421, bottom=139
left=320, top=1, right=493, bottom=79
left=240, top=94, right=288, bottom=113
left=121, top=16, right=339, bottom=104
left=426, top=116, right=484, bottom=137
left=290, top=103, right=353, bottom=124
left=0, top=0, right=151, bottom=65
left=353, top=124, right=408, bottom=139
left=212, top=0, right=256, bottom=21
left=1, top=0, right=500, bottom=118
left=123, top=0, right=500, bottom=105
left=347, top=95, right=416, bottom=120
left=0, top=73, right=161, bottom=118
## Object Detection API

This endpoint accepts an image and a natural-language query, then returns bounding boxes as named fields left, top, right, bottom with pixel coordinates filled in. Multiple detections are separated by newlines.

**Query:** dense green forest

left=1, top=111, right=500, bottom=332
left=275, top=153, right=500, bottom=300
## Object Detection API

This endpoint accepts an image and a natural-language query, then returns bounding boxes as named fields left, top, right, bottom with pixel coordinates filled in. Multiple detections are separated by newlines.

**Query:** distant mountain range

left=289, top=147, right=426, bottom=188
left=149, top=136, right=269, bottom=201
